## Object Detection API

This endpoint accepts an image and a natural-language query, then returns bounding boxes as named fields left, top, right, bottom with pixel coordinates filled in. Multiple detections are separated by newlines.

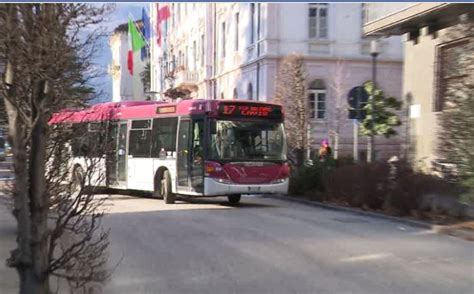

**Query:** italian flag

left=127, top=17, right=147, bottom=75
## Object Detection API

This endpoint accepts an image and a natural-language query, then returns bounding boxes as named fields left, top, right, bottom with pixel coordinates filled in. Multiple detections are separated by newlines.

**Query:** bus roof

left=49, top=99, right=283, bottom=124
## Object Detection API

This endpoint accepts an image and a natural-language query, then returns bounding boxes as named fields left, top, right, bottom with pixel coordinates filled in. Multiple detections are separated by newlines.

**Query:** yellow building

left=364, top=3, right=473, bottom=171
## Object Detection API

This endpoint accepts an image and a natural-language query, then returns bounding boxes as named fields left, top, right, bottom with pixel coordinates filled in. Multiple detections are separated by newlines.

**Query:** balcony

left=175, top=68, right=199, bottom=88
left=163, top=68, right=199, bottom=99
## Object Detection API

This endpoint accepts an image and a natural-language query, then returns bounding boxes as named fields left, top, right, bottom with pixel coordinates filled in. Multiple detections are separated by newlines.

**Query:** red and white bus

left=50, top=99, right=289, bottom=204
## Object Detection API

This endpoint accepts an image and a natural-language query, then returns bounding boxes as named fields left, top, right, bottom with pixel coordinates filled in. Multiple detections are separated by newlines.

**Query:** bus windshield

left=209, top=120, right=287, bottom=161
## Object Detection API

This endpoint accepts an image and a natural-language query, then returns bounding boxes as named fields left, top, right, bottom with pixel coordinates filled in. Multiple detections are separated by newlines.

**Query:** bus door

left=107, top=122, right=127, bottom=188
left=177, top=118, right=204, bottom=193
left=117, top=122, right=128, bottom=185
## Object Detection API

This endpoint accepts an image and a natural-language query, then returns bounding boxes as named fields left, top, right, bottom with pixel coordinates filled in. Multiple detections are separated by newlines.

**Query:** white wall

left=150, top=3, right=405, bottom=158
left=109, top=29, right=147, bottom=102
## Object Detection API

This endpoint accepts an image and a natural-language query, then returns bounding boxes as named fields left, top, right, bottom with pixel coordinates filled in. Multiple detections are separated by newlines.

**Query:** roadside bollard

left=385, top=155, right=399, bottom=210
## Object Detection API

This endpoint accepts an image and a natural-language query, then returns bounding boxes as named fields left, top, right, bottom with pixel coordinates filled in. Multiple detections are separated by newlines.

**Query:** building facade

left=150, top=3, right=405, bottom=159
left=109, top=22, right=148, bottom=102
left=363, top=3, right=474, bottom=170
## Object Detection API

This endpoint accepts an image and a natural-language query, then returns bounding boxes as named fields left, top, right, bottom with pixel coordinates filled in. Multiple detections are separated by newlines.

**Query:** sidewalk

left=269, top=194, right=474, bottom=241
left=0, top=194, right=18, bottom=293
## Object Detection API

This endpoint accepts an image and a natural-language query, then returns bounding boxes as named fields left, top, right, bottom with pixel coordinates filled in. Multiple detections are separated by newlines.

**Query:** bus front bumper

left=204, top=177, right=289, bottom=196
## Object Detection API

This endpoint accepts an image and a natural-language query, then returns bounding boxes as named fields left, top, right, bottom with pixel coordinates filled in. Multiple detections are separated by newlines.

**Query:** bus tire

left=152, top=167, right=166, bottom=199
left=161, top=170, right=175, bottom=204
left=227, top=194, right=241, bottom=205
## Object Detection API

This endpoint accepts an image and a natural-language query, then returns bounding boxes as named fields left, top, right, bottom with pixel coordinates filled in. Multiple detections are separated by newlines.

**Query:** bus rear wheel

left=72, top=166, right=84, bottom=195
left=161, top=170, right=175, bottom=204
left=227, top=194, right=241, bottom=204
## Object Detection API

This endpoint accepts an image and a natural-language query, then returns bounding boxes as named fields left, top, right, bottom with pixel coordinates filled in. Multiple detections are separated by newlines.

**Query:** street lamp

left=368, top=39, right=379, bottom=163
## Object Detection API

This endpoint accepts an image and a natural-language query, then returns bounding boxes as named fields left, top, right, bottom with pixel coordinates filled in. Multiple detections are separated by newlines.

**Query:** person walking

left=319, top=139, right=332, bottom=161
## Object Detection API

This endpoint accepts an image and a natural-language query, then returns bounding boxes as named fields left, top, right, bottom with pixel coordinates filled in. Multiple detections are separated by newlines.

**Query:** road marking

left=341, top=253, right=393, bottom=262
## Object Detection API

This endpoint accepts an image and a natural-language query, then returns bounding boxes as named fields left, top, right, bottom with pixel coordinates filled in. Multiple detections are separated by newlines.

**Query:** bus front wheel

left=161, top=170, right=175, bottom=204
left=227, top=194, right=241, bottom=205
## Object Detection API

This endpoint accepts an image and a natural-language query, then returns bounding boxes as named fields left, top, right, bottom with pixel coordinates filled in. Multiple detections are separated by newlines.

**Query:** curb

left=432, top=225, right=474, bottom=241
left=265, top=194, right=433, bottom=229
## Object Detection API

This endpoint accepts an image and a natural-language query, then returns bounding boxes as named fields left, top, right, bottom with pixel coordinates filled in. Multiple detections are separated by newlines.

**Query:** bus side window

left=129, top=119, right=152, bottom=157
left=151, top=118, right=178, bottom=158
left=71, top=123, right=88, bottom=157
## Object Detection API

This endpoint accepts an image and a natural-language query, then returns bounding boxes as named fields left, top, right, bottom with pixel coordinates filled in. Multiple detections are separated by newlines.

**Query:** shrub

left=289, top=158, right=463, bottom=218
left=324, top=162, right=389, bottom=209
left=289, top=162, right=328, bottom=197
left=324, top=160, right=461, bottom=216
left=459, top=177, right=474, bottom=205
left=333, top=156, right=356, bottom=168
left=393, top=163, right=461, bottom=216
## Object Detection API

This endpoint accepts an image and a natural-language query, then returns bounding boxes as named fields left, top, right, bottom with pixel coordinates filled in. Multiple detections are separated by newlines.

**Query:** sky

left=91, top=3, right=148, bottom=103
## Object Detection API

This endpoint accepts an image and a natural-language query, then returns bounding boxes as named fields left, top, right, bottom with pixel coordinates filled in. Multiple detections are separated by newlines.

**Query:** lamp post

left=368, top=39, right=379, bottom=163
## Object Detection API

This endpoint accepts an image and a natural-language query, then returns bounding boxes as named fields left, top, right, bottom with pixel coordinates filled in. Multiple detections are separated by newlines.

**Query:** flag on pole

left=127, top=17, right=147, bottom=75
left=141, top=8, right=150, bottom=60
left=127, top=19, right=133, bottom=75
left=142, top=8, right=151, bottom=39
left=156, top=4, right=171, bottom=47
left=128, top=17, right=146, bottom=52
left=127, top=50, right=134, bottom=75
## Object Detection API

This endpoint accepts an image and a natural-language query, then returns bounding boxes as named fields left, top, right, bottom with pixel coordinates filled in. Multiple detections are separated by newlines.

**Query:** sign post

left=353, top=119, right=359, bottom=162
left=348, top=86, right=368, bottom=162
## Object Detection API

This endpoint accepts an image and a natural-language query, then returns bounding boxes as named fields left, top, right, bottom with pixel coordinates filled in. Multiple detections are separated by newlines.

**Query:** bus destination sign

left=156, top=106, right=177, bottom=114
left=218, top=103, right=282, bottom=119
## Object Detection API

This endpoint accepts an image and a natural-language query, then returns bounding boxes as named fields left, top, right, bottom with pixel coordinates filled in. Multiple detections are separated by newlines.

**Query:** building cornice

left=363, top=3, right=474, bottom=36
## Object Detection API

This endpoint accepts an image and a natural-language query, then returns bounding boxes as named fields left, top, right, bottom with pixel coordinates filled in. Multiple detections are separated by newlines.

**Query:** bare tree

left=0, top=4, right=113, bottom=293
left=328, top=60, right=350, bottom=160
left=274, top=54, right=308, bottom=168
left=48, top=119, right=114, bottom=293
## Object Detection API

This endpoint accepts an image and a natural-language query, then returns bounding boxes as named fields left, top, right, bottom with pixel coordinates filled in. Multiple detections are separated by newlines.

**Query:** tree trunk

left=5, top=101, right=35, bottom=293
left=295, top=148, right=305, bottom=168
left=28, top=81, right=50, bottom=293
left=4, top=81, right=50, bottom=294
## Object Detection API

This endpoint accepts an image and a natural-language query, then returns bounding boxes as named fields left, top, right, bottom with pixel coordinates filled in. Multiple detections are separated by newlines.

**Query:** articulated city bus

left=50, top=99, right=289, bottom=204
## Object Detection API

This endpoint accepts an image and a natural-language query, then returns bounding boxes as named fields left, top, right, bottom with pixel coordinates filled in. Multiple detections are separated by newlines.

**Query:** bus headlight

left=271, top=178, right=287, bottom=184
left=204, top=161, right=233, bottom=184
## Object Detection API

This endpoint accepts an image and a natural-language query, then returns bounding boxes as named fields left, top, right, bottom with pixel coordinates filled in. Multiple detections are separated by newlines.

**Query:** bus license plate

left=248, top=186, right=261, bottom=193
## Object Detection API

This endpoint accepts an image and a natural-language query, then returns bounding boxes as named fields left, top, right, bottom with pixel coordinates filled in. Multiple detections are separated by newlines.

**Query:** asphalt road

left=101, top=194, right=474, bottom=294
left=0, top=193, right=473, bottom=293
